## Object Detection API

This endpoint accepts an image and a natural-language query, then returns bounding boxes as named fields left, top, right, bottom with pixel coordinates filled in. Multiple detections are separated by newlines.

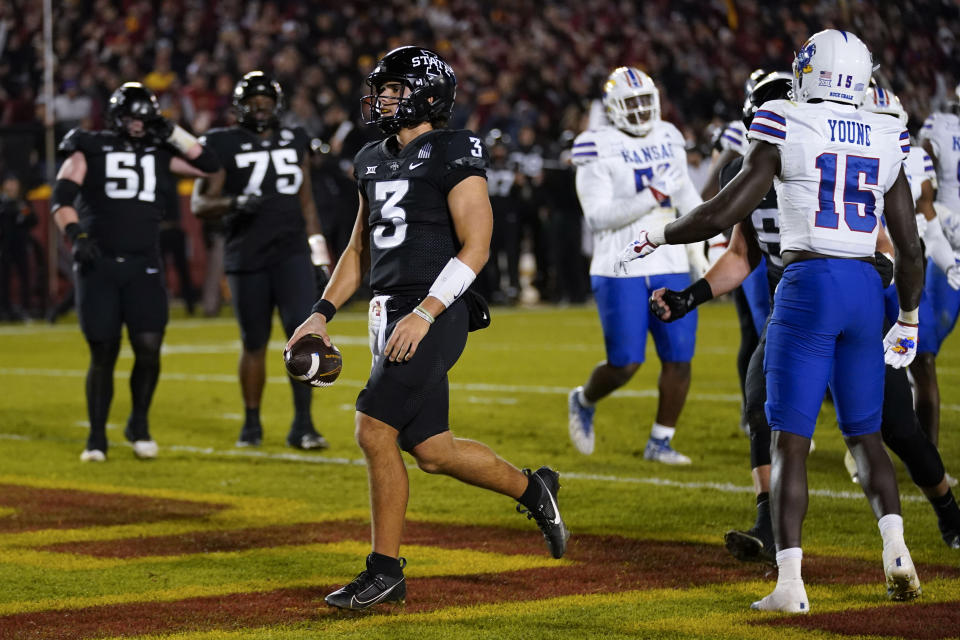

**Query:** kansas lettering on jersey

left=353, top=129, right=488, bottom=295
left=920, top=112, right=960, bottom=253
left=717, top=120, right=748, bottom=156
left=201, top=126, right=311, bottom=272
left=572, top=121, right=701, bottom=277
left=747, top=100, right=908, bottom=258
left=58, top=128, right=174, bottom=255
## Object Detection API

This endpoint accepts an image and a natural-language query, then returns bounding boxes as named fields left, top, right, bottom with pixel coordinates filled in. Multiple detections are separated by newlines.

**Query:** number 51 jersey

left=58, top=128, right=174, bottom=256
left=353, top=129, right=488, bottom=296
left=747, top=99, right=908, bottom=258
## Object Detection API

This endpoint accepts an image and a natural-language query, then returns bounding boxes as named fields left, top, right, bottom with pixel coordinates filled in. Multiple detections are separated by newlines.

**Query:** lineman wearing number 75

left=193, top=71, right=332, bottom=451
left=52, top=82, right=222, bottom=462
left=617, top=30, right=925, bottom=613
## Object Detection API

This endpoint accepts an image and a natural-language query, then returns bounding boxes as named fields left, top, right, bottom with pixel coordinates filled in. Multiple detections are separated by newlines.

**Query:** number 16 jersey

left=353, top=129, right=488, bottom=296
left=747, top=100, right=908, bottom=258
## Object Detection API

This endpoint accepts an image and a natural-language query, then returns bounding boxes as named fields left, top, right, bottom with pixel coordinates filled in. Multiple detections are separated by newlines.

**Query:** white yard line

left=0, top=367, right=739, bottom=402
left=0, top=432, right=928, bottom=503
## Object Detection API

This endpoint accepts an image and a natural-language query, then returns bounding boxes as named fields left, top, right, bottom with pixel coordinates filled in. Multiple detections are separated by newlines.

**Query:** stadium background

left=2, top=0, right=960, bottom=313
left=1, top=3, right=960, bottom=639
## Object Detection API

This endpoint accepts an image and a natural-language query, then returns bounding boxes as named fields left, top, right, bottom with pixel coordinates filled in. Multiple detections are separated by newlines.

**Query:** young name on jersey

left=747, top=99, right=908, bottom=258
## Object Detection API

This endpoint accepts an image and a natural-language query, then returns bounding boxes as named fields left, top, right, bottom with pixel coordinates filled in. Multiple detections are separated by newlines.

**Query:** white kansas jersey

left=717, top=120, right=748, bottom=156
left=573, top=121, right=702, bottom=277
left=747, top=100, right=908, bottom=258
left=905, top=146, right=936, bottom=204
left=904, top=146, right=936, bottom=236
left=920, top=112, right=960, bottom=252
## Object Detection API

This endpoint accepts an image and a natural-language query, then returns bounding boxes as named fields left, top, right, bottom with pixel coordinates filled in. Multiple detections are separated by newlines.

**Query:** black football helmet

left=361, top=46, right=457, bottom=134
left=233, top=71, right=284, bottom=132
left=741, top=71, right=792, bottom=129
left=106, top=82, right=161, bottom=138
left=743, top=68, right=769, bottom=97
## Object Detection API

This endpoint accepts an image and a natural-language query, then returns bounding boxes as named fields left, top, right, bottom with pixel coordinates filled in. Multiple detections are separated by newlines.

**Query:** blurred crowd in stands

left=1, top=0, right=959, bottom=319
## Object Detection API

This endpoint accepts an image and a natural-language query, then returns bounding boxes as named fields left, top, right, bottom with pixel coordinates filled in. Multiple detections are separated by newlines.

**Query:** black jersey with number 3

left=59, top=128, right=175, bottom=255
left=720, top=155, right=784, bottom=293
left=353, top=129, right=489, bottom=295
left=201, top=126, right=311, bottom=272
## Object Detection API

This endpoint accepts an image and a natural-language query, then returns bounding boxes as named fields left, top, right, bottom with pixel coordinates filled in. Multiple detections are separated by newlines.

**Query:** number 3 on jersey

left=815, top=154, right=879, bottom=232
left=373, top=180, right=409, bottom=249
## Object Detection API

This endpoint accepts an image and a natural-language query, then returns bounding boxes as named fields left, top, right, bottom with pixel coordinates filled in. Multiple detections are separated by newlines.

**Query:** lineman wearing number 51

left=52, top=82, right=222, bottom=462
left=192, top=72, right=332, bottom=451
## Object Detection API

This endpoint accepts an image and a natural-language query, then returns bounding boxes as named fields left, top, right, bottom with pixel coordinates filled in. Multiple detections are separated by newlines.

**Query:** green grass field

left=0, top=300, right=958, bottom=639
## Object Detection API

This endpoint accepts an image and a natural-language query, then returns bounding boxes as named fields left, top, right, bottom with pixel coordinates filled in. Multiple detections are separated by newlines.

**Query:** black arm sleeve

left=185, top=146, right=222, bottom=174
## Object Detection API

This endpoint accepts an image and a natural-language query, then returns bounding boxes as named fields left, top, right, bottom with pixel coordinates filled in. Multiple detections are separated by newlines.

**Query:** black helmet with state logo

left=361, top=46, right=457, bottom=134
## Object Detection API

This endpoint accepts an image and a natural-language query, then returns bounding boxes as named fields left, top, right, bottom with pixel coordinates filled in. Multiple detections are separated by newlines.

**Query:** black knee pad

left=129, top=332, right=163, bottom=365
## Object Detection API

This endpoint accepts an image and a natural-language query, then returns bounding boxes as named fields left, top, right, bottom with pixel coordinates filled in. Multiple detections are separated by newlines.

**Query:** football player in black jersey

left=191, top=71, right=331, bottom=450
left=286, top=47, right=569, bottom=610
left=650, top=76, right=960, bottom=557
left=51, top=82, right=221, bottom=462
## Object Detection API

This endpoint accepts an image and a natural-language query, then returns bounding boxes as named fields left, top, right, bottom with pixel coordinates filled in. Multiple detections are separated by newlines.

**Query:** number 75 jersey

left=201, top=125, right=311, bottom=272
left=353, top=129, right=488, bottom=295
left=747, top=99, right=909, bottom=258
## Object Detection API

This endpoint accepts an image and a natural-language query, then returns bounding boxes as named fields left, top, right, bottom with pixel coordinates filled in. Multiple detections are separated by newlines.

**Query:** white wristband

left=898, top=307, right=919, bottom=325
left=427, top=257, right=476, bottom=308
left=167, top=125, right=199, bottom=154
left=308, top=234, right=331, bottom=266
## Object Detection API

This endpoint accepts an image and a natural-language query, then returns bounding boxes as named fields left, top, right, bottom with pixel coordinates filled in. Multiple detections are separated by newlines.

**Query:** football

left=283, top=334, right=342, bottom=387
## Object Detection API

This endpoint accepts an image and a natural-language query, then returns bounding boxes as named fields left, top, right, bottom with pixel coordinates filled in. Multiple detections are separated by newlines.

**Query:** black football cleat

left=724, top=526, right=776, bottom=567
left=325, top=555, right=407, bottom=611
left=517, top=466, right=570, bottom=559
left=937, top=516, right=960, bottom=550
left=287, top=425, right=330, bottom=451
left=235, top=422, right=263, bottom=447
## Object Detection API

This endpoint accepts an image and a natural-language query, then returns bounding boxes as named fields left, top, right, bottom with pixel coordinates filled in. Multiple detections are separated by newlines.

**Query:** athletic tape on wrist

left=427, top=257, right=476, bottom=308
left=308, top=234, right=331, bottom=266
left=646, top=221, right=667, bottom=246
left=167, top=125, right=199, bottom=153
left=898, top=307, right=919, bottom=326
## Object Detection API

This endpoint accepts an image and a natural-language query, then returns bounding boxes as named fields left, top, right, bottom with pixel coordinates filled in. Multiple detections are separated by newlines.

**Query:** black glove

left=314, top=264, right=331, bottom=300
left=874, top=251, right=894, bottom=289
left=65, top=222, right=101, bottom=264
left=146, top=115, right=174, bottom=144
left=649, top=278, right=714, bottom=322
left=224, top=194, right=264, bottom=228
left=650, top=288, right=693, bottom=322
left=232, top=194, right=264, bottom=216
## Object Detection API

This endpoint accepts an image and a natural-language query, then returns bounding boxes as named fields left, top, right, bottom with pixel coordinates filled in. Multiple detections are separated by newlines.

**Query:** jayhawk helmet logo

left=796, top=41, right=816, bottom=76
